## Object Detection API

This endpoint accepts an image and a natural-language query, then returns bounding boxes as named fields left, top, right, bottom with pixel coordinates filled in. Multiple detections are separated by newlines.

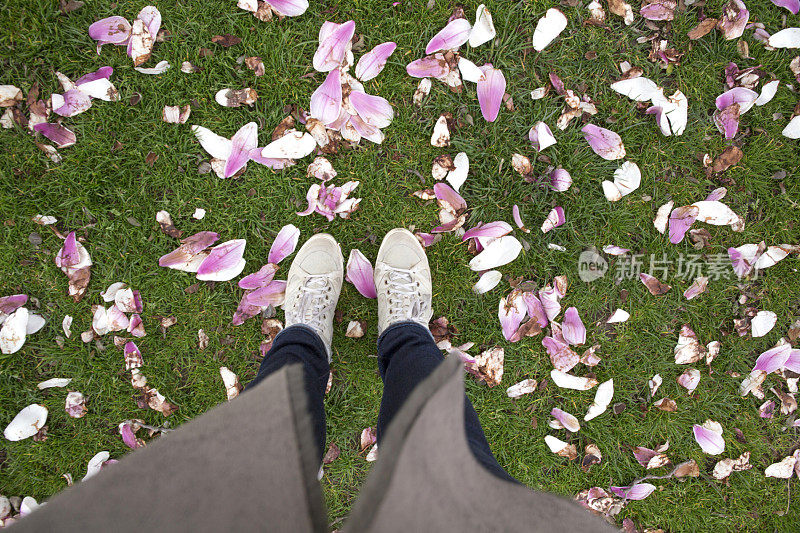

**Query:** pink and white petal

left=538, top=286, right=561, bottom=322
left=753, top=344, right=792, bottom=373
left=245, top=280, right=287, bottom=307
left=349, top=90, right=393, bottom=128
left=581, top=124, right=626, bottom=160
left=540, top=206, right=565, bottom=233
left=224, top=122, right=258, bottom=178
left=549, top=168, right=572, bottom=191
left=127, top=313, right=145, bottom=337
left=406, top=54, right=450, bottom=79
left=562, top=307, right=586, bottom=345
left=136, top=5, right=161, bottom=41
left=476, top=65, right=505, bottom=122
left=717, top=0, right=749, bottom=40
left=248, top=149, right=295, bottom=170
left=524, top=292, right=549, bottom=327
left=693, top=422, right=725, bottom=455
left=313, top=20, right=356, bottom=72
left=714, top=105, right=741, bottom=139
left=416, top=232, right=439, bottom=247
left=602, top=245, right=629, bottom=255
left=462, top=221, right=512, bottom=241
left=668, top=206, right=699, bottom=244
left=196, top=239, right=247, bottom=282
left=458, top=57, right=485, bottom=83
left=346, top=249, right=377, bottom=299
left=268, top=0, right=309, bottom=16
left=0, top=294, right=27, bottom=316
left=499, top=291, right=527, bottom=341
left=355, top=42, right=397, bottom=82
left=609, top=483, right=656, bottom=500
left=52, top=89, right=92, bottom=117
left=310, top=69, right=343, bottom=125
left=770, top=0, right=800, bottom=14
left=690, top=200, right=744, bottom=231
left=55, top=231, right=81, bottom=268
left=425, top=18, right=472, bottom=54
left=239, top=264, right=279, bottom=290
left=683, top=276, right=708, bottom=300
left=191, top=125, right=233, bottom=160
left=550, top=407, right=581, bottom=432
left=705, top=187, right=727, bottom=202
left=33, top=123, right=76, bottom=148
left=512, top=205, right=528, bottom=232
left=715, top=87, right=758, bottom=113
left=268, top=224, right=300, bottom=264
left=89, top=16, right=131, bottom=45
left=433, top=182, right=467, bottom=211
left=297, top=184, right=322, bottom=216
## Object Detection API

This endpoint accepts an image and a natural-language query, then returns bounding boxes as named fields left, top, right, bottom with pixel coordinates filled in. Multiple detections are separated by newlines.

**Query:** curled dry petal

left=717, top=0, right=749, bottom=40
left=430, top=114, right=451, bottom=147
left=268, top=224, right=300, bottom=264
left=499, top=290, right=527, bottom=341
left=65, top=391, right=87, bottom=418
left=674, top=324, right=705, bottom=364
left=196, top=239, right=247, bottom=282
left=765, top=455, right=798, bottom=478
left=355, top=42, right=397, bottom=82
left=693, top=421, right=725, bottom=455
left=677, top=368, right=701, bottom=394
left=544, top=435, right=577, bottom=459
left=469, top=347, right=504, bottom=386
left=581, top=124, right=625, bottom=160
left=476, top=65, right=505, bottom=122
left=550, top=369, right=598, bottom=390
left=532, top=8, right=568, bottom=52
left=683, top=276, right=708, bottom=300
left=346, top=249, right=377, bottom=299
left=220, top=366, right=243, bottom=400
left=159, top=231, right=220, bottom=272
left=550, top=407, right=581, bottom=432
left=4, top=404, right=48, bottom=441
left=426, top=18, right=472, bottom=54
left=640, top=273, right=671, bottom=295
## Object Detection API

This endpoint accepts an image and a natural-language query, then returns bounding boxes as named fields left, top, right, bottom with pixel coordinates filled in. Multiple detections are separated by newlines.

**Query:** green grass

left=2, top=0, right=800, bottom=530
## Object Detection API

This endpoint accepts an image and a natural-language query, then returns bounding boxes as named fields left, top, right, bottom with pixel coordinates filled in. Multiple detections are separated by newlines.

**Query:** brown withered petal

left=198, top=329, right=210, bottom=350
left=709, top=145, right=743, bottom=174
left=271, top=115, right=296, bottom=141
left=688, top=18, right=718, bottom=40
left=771, top=387, right=798, bottom=415
left=322, top=442, right=340, bottom=465
left=145, top=151, right=158, bottom=166
left=59, top=0, right=85, bottom=13
left=468, top=347, right=504, bottom=387
left=211, top=34, right=242, bottom=47
left=653, top=397, right=677, bottom=411
left=582, top=443, right=602, bottom=471
left=345, top=320, right=366, bottom=338
left=215, top=88, right=258, bottom=108
left=156, top=210, right=182, bottom=239
left=673, top=459, right=700, bottom=478
left=245, top=56, right=265, bottom=76
left=640, top=273, right=671, bottom=295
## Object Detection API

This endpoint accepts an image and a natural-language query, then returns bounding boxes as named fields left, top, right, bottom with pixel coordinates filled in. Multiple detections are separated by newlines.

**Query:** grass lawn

left=2, top=0, right=800, bottom=529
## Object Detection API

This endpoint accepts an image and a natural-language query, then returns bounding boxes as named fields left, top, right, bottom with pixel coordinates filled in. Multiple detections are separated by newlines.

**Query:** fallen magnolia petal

left=677, top=368, right=701, bottom=395
left=783, top=115, right=800, bottom=139
left=506, top=378, right=537, bottom=398
left=0, top=307, right=28, bottom=354
left=532, top=8, right=568, bottom=52
left=468, top=236, right=522, bottom=271
left=549, top=168, right=572, bottom=192
left=365, top=443, right=378, bottom=462
left=713, top=452, right=752, bottom=480
left=33, top=123, right=76, bottom=148
left=462, top=221, right=512, bottom=241
left=196, top=239, right=247, bottom=282
left=640, top=273, right=671, bottom=295
left=683, top=276, right=708, bottom=300
left=31, top=215, right=57, bottom=226
left=469, top=4, right=496, bottom=47
left=606, top=309, right=629, bottom=323
left=765, top=455, right=797, bottom=478
left=550, top=369, right=598, bottom=390
left=473, top=270, right=502, bottom=294
left=739, top=368, right=767, bottom=397
left=648, top=374, right=662, bottom=397
left=447, top=152, right=469, bottom=191
left=345, top=320, right=365, bottom=338
left=65, top=391, right=87, bottom=418
left=268, top=224, right=300, bottom=264
left=582, top=124, right=626, bottom=160
left=653, top=397, right=677, bottom=411
left=653, top=200, right=674, bottom=234
left=717, top=0, right=749, bottom=40
left=181, top=61, right=199, bottom=73
left=585, top=379, right=613, bottom=421
left=37, top=378, right=72, bottom=389
left=55, top=231, right=93, bottom=301
left=219, top=366, right=243, bottom=400
left=469, top=347, right=504, bottom=386
left=499, top=290, right=528, bottom=341
left=245, top=280, right=287, bottom=308
left=608, top=0, right=635, bottom=24
left=755, top=80, right=779, bottom=106
left=430, top=114, right=451, bottom=147
left=476, top=64, right=505, bottom=122
left=768, top=28, right=800, bottom=49
left=0, top=84, right=23, bottom=106
left=690, top=200, right=744, bottom=232
left=355, top=41, right=397, bottom=82
left=3, top=404, right=48, bottom=441
left=346, top=249, right=377, bottom=299
left=611, top=76, right=661, bottom=102
left=751, top=311, right=777, bottom=338
left=544, top=435, right=577, bottom=459
left=540, top=207, right=565, bottom=234
left=529, top=121, right=556, bottom=152
left=134, top=60, right=171, bottom=75
left=605, top=161, right=641, bottom=202
left=260, top=130, right=316, bottom=159
left=313, top=20, right=355, bottom=72
left=550, top=408, right=581, bottom=432
left=239, top=264, right=279, bottom=290
left=114, top=288, right=143, bottom=314
left=674, top=324, right=706, bottom=364
left=693, top=420, right=725, bottom=455
left=609, top=483, right=655, bottom=501
left=512, top=205, right=528, bottom=233
left=562, top=307, right=586, bottom=346
left=426, top=18, right=472, bottom=54
left=161, top=104, right=191, bottom=124
left=310, top=69, right=342, bottom=125
left=159, top=231, right=220, bottom=272
left=119, top=421, right=143, bottom=450
left=82, top=451, right=112, bottom=481
left=413, top=78, right=432, bottom=107
left=770, top=0, right=800, bottom=14
left=215, top=88, right=257, bottom=108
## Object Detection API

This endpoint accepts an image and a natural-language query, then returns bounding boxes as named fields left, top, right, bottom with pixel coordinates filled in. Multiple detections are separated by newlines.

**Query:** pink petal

left=349, top=90, right=393, bottom=128
left=52, top=89, right=92, bottom=117
left=89, top=16, right=131, bottom=45
left=476, top=65, right=505, bottom=122
left=119, top=422, right=141, bottom=449
left=542, top=336, right=579, bottom=371
left=718, top=0, right=749, bottom=40
left=32, top=123, right=75, bottom=148
left=223, top=122, right=257, bottom=178
left=406, top=54, right=450, bottom=79
left=693, top=423, right=725, bottom=455
left=529, top=121, right=556, bottom=151
left=714, top=105, right=741, bottom=139
left=645, top=105, right=671, bottom=136
left=297, top=184, right=322, bottom=217
left=268, top=0, right=309, bottom=16
left=433, top=182, right=467, bottom=211
left=540, top=206, right=565, bottom=233
left=158, top=231, right=220, bottom=269
left=538, top=286, right=561, bottom=322
left=268, top=224, right=300, bottom=264
left=523, top=292, right=549, bottom=327
left=640, top=0, right=675, bottom=20
left=609, top=483, right=656, bottom=500
left=75, top=66, right=114, bottom=86
left=56, top=231, right=81, bottom=267
left=705, top=187, right=727, bottom=202
left=727, top=246, right=753, bottom=278
left=232, top=290, right=264, bottom=325
left=415, top=232, right=439, bottom=247
left=784, top=350, right=800, bottom=373
left=462, top=221, right=512, bottom=241
left=124, top=341, right=143, bottom=370
left=310, top=69, right=343, bottom=125
left=549, top=168, right=572, bottom=191
left=499, top=291, right=527, bottom=341
left=196, top=239, right=247, bottom=282
left=753, top=344, right=792, bottom=373
left=715, top=87, right=758, bottom=111
left=602, top=245, right=629, bottom=255
left=512, top=205, right=526, bottom=230
left=632, top=446, right=658, bottom=467
left=346, top=249, right=377, bottom=299
left=668, top=206, right=699, bottom=244
left=562, top=307, right=586, bottom=345
left=581, top=124, right=626, bottom=160
left=355, top=42, right=397, bottom=82
left=245, top=280, right=287, bottom=307
left=136, top=6, right=161, bottom=42
left=0, top=294, right=27, bottom=315
left=425, top=18, right=472, bottom=54
left=239, top=264, right=279, bottom=290
left=771, top=0, right=800, bottom=14
left=313, top=20, right=355, bottom=72
left=127, top=313, right=145, bottom=337
left=550, top=407, right=581, bottom=432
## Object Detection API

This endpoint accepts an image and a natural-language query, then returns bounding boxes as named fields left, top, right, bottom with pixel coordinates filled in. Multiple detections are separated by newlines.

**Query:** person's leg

left=373, top=229, right=517, bottom=483
left=245, top=233, right=344, bottom=461
left=246, top=325, right=329, bottom=459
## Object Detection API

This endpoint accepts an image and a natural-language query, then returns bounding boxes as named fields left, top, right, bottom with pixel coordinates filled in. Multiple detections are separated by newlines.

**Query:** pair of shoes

left=283, top=229, right=433, bottom=359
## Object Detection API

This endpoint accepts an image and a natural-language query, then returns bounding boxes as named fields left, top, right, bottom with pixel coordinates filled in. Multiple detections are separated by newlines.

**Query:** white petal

left=468, top=236, right=522, bottom=271
left=690, top=200, right=744, bottom=231
left=606, top=309, right=630, bottom=323
left=473, top=270, right=502, bottom=294
left=611, top=77, right=661, bottom=102
left=584, top=379, right=613, bottom=420
left=446, top=152, right=469, bottom=191
left=469, top=4, right=496, bottom=47
left=83, top=451, right=110, bottom=481
left=613, top=161, right=641, bottom=196
left=3, top=403, right=48, bottom=441
left=134, top=60, right=171, bottom=75
left=768, top=28, right=800, bottom=49
left=458, top=57, right=485, bottom=83
left=544, top=435, right=569, bottom=453
left=100, top=282, right=127, bottom=302
left=602, top=180, right=622, bottom=201
left=506, top=378, right=537, bottom=398
left=550, top=369, right=598, bottom=390
left=532, top=8, right=568, bottom=52
left=62, top=315, right=73, bottom=337
left=783, top=115, right=800, bottom=139
left=755, top=80, right=779, bottom=106
left=191, top=125, right=233, bottom=160
left=765, top=455, right=797, bottom=478
left=654, top=200, right=673, bottom=234
left=193, top=208, right=206, bottom=220
left=751, top=311, right=777, bottom=338
left=260, top=130, right=316, bottom=159
left=37, top=378, right=72, bottom=389
left=431, top=115, right=450, bottom=147
left=0, top=307, right=28, bottom=354
left=26, top=313, right=45, bottom=335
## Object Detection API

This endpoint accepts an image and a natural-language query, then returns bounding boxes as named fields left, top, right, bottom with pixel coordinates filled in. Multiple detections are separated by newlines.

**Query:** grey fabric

left=344, top=355, right=612, bottom=532
left=12, top=364, right=326, bottom=533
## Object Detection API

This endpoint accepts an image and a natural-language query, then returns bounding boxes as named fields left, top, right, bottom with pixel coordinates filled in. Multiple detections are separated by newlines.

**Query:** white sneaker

left=283, top=234, right=343, bottom=359
left=374, top=229, right=433, bottom=335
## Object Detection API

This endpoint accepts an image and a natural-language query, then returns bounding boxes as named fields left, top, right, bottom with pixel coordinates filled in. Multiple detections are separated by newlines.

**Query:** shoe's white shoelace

left=294, top=276, right=332, bottom=332
left=385, top=268, right=428, bottom=321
